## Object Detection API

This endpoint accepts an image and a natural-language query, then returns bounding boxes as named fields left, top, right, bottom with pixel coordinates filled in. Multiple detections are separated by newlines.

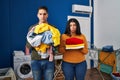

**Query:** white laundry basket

left=0, top=67, right=16, bottom=80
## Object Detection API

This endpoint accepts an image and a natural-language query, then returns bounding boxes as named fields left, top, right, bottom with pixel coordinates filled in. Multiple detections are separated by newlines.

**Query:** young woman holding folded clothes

left=58, top=18, right=88, bottom=80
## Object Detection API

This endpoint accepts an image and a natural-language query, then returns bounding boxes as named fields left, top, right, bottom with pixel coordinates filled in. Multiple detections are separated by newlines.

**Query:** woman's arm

left=80, top=35, right=88, bottom=54
left=58, top=34, right=66, bottom=54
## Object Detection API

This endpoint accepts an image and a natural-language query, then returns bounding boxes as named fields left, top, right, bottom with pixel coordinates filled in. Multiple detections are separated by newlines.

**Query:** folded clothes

left=66, top=37, right=84, bottom=45
left=65, top=37, right=84, bottom=49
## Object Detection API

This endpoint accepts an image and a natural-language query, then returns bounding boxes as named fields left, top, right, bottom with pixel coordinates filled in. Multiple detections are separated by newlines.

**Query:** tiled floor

left=85, top=68, right=113, bottom=80
left=23, top=68, right=113, bottom=80
left=54, top=68, right=113, bottom=80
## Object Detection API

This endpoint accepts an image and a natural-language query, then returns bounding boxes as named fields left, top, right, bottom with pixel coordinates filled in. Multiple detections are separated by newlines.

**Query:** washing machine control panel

left=14, top=55, right=31, bottom=63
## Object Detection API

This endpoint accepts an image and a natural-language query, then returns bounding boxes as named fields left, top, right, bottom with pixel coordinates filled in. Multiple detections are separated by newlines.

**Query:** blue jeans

left=62, top=61, right=87, bottom=80
left=31, top=60, right=55, bottom=80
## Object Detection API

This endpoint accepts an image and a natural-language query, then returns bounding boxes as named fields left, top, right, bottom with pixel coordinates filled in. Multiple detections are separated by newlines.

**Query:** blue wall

left=0, top=0, right=91, bottom=68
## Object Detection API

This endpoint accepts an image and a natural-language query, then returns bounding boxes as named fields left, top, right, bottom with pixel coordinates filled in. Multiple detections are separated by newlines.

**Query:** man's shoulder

left=49, top=24, right=57, bottom=28
left=28, top=23, right=38, bottom=30
left=30, top=23, right=38, bottom=28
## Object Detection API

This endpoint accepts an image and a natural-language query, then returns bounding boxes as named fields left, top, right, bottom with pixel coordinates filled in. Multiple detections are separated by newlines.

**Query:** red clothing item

left=112, top=73, right=120, bottom=77
left=66, top=37, right=84, bottom=45
left=66, top=37, right=84, bottom=49
left=58, top=34, right=88, bottom=63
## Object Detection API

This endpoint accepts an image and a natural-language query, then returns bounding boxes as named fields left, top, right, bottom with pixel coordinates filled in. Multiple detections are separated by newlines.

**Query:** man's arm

left=25, top=46, right=30, bottom=55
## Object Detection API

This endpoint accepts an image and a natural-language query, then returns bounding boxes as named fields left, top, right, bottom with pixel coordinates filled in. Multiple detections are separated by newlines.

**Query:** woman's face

left=70, top=22, right=77, bottom=33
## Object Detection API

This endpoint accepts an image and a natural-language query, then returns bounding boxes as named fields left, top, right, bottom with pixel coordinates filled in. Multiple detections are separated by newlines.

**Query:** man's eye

left=39, top=13, right=47, bottom=15
left=43, top=13, right=47, bottom=15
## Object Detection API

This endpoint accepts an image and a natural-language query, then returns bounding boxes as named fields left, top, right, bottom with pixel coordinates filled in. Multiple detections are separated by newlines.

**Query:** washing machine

left=13, top=51, right=33, bottom=80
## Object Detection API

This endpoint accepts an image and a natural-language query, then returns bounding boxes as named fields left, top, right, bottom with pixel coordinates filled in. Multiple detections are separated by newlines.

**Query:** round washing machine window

left=17, top=62, right=32, bottom=79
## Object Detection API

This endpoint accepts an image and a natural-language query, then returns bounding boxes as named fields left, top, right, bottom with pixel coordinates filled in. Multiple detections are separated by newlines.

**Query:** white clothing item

left=27, top=31, right=43, bottom=47
left=38, top=52, right=49, bottom=59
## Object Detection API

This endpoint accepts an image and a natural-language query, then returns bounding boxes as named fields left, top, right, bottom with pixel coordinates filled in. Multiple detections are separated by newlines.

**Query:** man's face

left=37, top=9, right=48, bottom=23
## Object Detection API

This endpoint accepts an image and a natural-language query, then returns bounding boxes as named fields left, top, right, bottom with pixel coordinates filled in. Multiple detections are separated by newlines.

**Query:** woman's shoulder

left=60, top=34, right=68, bottom=39
left=76, top=34, right=86, bottom=39
left=80, top=34, right=86, bottom=37
left=79, top=34, right=87, bottom=40
left=61, top=34, right=68, bottom=37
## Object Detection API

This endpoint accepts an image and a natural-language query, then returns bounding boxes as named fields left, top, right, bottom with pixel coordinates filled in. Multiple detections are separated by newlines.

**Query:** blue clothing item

left=31, top=60, right=55, bottom=80
left=62, top=61, right=87, bottom=80
left=27, top=30, right=53, bottom=47
left=41, top=31, right=53, bottom=44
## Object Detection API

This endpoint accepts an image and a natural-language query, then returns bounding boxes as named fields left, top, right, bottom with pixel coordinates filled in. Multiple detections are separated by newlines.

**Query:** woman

left=59, top=18, right=88, bottom=80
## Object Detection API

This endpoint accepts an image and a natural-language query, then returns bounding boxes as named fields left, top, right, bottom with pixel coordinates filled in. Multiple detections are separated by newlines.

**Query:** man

left=25, top=6, right=60, bottom=80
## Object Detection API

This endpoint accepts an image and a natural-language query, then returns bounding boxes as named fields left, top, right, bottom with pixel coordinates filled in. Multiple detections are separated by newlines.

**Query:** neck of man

left=39, top=21, right=48, bottom=24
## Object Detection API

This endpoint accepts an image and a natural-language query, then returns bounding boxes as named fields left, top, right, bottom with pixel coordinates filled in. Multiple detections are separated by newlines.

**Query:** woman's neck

left=70, top=32, right=76, bottom=36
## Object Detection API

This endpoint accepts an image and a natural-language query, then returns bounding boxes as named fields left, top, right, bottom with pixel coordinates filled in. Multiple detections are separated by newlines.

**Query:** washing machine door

left=17, top=62, right=32, bottom=79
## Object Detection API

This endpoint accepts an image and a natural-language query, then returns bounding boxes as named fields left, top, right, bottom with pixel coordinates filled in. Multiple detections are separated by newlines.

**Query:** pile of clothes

left=27, top=23, right=60, bottom=59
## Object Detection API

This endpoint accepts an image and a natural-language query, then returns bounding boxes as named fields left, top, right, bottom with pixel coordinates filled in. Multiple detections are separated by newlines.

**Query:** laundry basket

left=111, top=48, right=120, bottom=80
left=111, top=73, right=120, bottom=80
left=0, top=67, right=16, bottom=80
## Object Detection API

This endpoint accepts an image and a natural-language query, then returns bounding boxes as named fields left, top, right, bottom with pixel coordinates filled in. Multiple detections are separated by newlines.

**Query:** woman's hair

left=38, top=6, right=48, bottom=13
left=64, top=18, right=82, bottom=36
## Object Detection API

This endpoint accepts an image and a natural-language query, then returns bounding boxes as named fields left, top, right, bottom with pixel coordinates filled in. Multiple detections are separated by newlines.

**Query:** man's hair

left=38, top=6, right=48, bottom=13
